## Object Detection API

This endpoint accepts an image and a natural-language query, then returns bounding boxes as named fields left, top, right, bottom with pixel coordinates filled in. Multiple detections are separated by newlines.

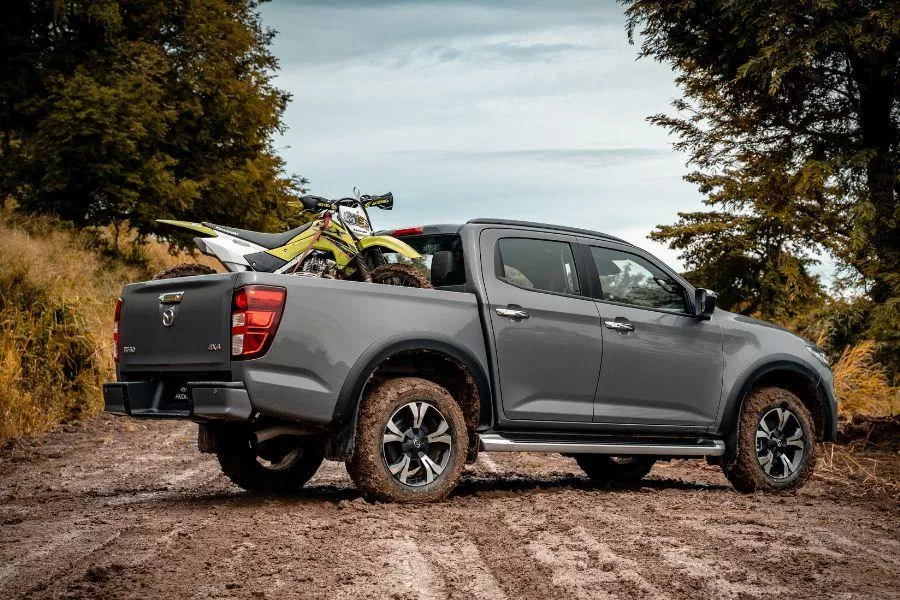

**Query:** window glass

left=382, top=234, right=465, bottom=287
left=589, top=247, right=686, bottom=311
left=497, top=238, right=581, bottom=295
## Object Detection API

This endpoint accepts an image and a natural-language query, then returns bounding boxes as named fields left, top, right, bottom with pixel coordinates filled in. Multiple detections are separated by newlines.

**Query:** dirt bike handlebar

left=298, top=192, right=393, bottom=213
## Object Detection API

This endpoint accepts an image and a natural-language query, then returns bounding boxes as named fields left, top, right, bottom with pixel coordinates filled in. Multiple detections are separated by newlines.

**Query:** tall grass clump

left=0, top=269, right=104, bottom=438
left=0, top=211, right=217, bottom=442
left=832, top=341, right=899, bottom=418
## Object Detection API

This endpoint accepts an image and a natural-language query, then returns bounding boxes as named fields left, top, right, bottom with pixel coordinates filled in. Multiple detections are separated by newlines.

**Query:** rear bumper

left=103, top=381, right=252, bottom=422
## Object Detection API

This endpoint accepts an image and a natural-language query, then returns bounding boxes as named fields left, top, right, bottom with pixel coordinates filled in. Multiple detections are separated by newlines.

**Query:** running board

left=478, top=433, right=725, bottom=457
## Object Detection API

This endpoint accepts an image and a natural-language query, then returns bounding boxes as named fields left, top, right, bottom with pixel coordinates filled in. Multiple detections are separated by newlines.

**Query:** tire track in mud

left=495, top=493, right=675, bottom=600
left=581, top=497, right=779, bottom=600
left=11, top=498, right=227, bottom=598
left=2, top=419, right=899, bottom=600
left=454, top=494, right=593, bottom=600
left=415, top=534, right=508, bottom=600
left=5, top=520, right=141, bottom=597
left=1, top=425, right=228, bottom=598
left=656, top=497, right=900, bottom=599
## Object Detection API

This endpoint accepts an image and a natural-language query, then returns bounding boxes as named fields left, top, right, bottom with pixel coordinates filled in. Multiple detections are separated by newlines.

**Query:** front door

left=480, top=229, right=604, bottom=422
left=584, top=242, right=724, bottom=427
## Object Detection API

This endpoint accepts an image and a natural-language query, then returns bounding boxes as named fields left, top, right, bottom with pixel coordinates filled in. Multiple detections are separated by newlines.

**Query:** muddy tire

left=574, top=455, right=656, bottom=483
left=370, top=263, right=432, bottom=288
left=152, top=263, right=217, bottom=280
left=347, top=377, right=467, bottom=503
left=216, top=433, right=325, bottom=494
left=722, top=386, right=817, bottom=493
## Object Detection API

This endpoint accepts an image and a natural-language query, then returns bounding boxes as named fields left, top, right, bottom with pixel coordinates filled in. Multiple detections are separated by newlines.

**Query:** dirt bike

left=154, top=190, right=430, bottom=287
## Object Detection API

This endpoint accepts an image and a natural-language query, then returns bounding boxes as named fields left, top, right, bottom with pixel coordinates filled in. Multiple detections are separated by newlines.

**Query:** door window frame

left=490, top=233, right=594, bottom=302
left=577, top=241, right=697, bottom=317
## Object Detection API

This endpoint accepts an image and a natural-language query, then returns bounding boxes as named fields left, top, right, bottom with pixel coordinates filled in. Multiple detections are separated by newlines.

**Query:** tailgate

left=118, top=273, right=235, bottom=370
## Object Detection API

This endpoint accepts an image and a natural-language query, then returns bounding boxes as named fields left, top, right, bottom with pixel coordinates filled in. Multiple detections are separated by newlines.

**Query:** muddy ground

left=1, top=418, right=897, bottom=600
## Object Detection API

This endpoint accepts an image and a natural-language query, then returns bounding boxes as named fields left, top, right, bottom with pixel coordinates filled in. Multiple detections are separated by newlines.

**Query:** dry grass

left=832, top=341, right=900, bottom=418
left=815, top=442, right=898, bottom=498
left=0, top=212, right=217, bottom=442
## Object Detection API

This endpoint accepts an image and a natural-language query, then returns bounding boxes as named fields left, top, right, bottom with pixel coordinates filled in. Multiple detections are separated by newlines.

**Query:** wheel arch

left=328, top=334, right=492, bottom=461
left=719, top=359, right=834, bottom=444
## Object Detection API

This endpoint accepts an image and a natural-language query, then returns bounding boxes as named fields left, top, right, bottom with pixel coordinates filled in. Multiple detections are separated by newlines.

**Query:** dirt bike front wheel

left=370, top=264, right=431, bottom=288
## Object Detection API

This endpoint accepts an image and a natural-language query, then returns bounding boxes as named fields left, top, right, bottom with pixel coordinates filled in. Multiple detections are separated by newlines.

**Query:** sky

left=259, top=0, right=703, bottom=270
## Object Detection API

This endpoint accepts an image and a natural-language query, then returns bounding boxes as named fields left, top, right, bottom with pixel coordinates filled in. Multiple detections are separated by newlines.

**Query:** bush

left=832, top=341, right=899, bottom=418
left=0, top=211, right=217, bottom=442
left=0, top=269, right=103, bottom=439
left=794, top=299, right=899, bottom=386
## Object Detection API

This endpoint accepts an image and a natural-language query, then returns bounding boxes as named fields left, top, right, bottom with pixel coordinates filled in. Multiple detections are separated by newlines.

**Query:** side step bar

left=478, top=433, right=725, bottom=457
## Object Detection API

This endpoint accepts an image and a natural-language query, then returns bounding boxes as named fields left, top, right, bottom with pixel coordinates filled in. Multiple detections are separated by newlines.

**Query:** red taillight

left=231, top=285, right=286, bottom=359
left=113, top=298, right=123, bottom=363
left=391, top=226, right=424, bottom=237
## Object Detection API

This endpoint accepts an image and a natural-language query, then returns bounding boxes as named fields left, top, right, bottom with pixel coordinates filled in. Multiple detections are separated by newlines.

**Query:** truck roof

left=466, top=218, right=631, bottom=245
left=378, top=219, right=632, bottom=246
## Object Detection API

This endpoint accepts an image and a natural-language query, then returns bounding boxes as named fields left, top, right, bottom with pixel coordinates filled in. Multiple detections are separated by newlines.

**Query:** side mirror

left=694, top=288, right=717, bottom=320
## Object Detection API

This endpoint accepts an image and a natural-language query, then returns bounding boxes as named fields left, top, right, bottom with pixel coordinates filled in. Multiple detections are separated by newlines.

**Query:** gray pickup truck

left=104, top=218, right=836, bottom=502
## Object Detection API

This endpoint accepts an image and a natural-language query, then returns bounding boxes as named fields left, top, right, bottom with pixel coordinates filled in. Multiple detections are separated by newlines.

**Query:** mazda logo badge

left=162, top=308, right=176, bottom=327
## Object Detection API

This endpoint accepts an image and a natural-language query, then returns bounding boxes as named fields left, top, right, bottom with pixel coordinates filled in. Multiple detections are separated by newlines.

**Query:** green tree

left=648, top=152, right=833, bottom=322
left=622, top=0, right=899, bottom=343
left=0, top=0, right=304, bottom=245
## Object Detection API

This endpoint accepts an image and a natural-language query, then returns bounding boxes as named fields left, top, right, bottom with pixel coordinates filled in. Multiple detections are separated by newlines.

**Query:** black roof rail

left=466, top=218, right=632, bottom=245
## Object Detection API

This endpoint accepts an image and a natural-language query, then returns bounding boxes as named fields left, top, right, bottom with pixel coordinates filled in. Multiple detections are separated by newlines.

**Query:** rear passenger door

left=479, top=229, right=604, bottom=423
left=582, top=241, right=724, bottom=427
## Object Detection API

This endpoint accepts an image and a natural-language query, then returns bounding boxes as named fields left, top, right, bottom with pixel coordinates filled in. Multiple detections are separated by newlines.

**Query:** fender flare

left=718, top=357, right=836, bottom=441
left=357, top=235, right=422, bottom=259
left=331, top=333, right=492, bottom=429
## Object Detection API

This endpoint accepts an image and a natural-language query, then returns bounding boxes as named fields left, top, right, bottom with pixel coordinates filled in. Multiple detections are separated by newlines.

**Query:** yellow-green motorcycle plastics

left=157, top=218, right=420, bottom=274
left=157, top=220, right=218, bottom=237
left=357, top=235, right=422, bottom=256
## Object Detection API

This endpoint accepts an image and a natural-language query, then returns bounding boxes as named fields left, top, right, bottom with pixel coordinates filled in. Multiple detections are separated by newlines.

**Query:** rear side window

left=589, top=246, right=686, bottom=312
left=382, top=234, right=466, bottom=287
left=496, top=238, right=581, bottom=296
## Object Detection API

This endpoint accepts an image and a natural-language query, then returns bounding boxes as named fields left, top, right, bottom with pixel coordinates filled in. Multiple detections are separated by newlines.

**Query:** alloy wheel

left=381, top=401, right=454, bottom=487
left=755, top=407, right=805, bottom=480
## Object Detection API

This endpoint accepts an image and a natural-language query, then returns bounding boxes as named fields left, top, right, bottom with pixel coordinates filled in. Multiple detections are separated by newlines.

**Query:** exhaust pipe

left=253, top=425, right=312, bottom=444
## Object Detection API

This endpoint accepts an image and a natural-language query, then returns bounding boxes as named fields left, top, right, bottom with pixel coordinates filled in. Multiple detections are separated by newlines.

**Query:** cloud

left=264, top=0, right=623, bottom=67
left=276, top=0, right=604, bottom=11
left=259, top=1, right=705, bottom=273
left=391, top=148, right=670, bottom=167
left=422, top=41, right=592, bottom=66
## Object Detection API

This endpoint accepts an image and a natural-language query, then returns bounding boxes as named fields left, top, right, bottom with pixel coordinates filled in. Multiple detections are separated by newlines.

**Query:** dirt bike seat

left=202, top=222, right=313, bottom=249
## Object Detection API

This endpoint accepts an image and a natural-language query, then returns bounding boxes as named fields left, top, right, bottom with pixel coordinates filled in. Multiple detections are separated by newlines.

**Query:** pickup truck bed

left=110, top=272, right=488, bottom=427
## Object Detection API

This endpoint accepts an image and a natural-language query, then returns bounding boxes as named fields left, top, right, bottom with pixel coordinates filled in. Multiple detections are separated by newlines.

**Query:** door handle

left=604, top=320, right=634, bottom=332
left=496, top=307, right=529, bottom=319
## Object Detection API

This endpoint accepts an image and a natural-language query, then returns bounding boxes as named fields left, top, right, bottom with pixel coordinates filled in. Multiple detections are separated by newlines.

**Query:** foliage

left=622, top=0, right=899, bottom=373
left=0, top=209, right=215, bottom=442
left=0, top=0, right=306, bottom=246
left=832, top=341, right=899, bottom=417
left=0, top=268, right=101, bottom=440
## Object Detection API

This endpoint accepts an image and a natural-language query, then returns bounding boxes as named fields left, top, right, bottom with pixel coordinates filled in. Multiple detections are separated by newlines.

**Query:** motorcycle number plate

left=338, top=204, right=373, bottom=239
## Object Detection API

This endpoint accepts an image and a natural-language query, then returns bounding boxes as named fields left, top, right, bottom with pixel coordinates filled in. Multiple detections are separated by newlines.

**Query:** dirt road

left=1, top=418, right=897, bottom=600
